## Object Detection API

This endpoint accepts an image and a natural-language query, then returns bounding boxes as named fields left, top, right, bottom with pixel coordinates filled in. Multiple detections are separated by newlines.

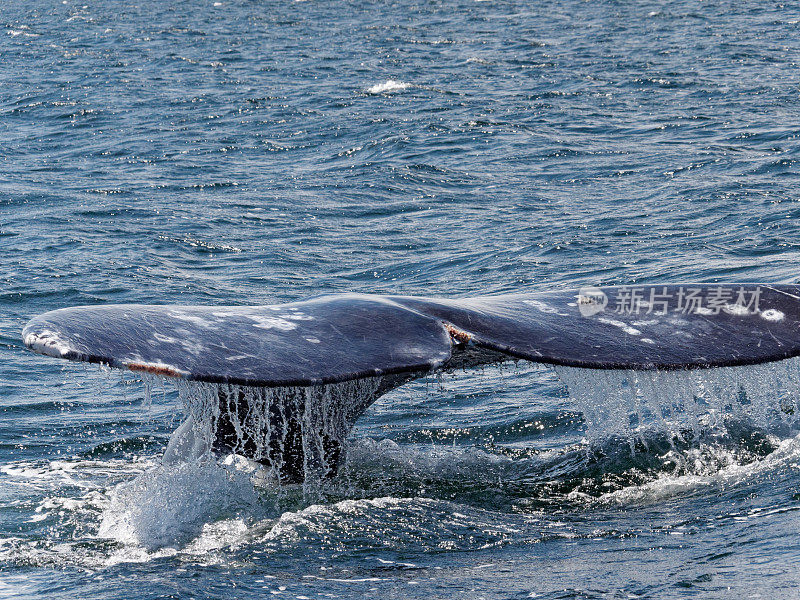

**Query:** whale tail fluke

left=23, top=285, right=800, bottom=480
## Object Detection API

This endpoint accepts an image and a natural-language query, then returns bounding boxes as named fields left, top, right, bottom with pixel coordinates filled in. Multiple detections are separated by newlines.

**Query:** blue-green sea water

left=3, top=0, right=800, bottom=598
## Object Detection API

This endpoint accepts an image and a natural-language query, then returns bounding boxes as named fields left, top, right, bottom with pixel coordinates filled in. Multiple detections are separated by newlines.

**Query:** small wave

left=597, top=433, right=800, bottom=506
left=366, top=80, right=410, bottom=94
left=255, top=496, right=528, bottom=554
left=158, top=234, right=244, bottom=253
left=6, top=26, right=39, bottom=38
left=466, top=57, right=494, bottom=65
left=345, top=437, right=513, bottom=473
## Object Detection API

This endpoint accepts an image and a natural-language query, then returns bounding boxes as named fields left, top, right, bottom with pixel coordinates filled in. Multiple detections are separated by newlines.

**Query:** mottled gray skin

left=22, top=285, right=800, bottom=480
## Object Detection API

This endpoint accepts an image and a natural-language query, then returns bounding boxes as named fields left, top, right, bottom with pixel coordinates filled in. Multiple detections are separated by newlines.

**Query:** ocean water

left=3, top=0, right=800, bottom=597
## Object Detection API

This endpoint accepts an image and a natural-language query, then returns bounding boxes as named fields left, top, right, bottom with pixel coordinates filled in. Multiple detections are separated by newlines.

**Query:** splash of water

left=97, top=376, right=387, bottom=550
left=97, top=459, right=259, bottom=551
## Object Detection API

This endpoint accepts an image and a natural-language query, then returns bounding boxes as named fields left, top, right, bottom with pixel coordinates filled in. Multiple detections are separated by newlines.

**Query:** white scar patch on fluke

left=761, top=309, right=784, bottom=322
left=23, top=329, right=77, bottom=358
left=597, top=317, right=642, bottom=336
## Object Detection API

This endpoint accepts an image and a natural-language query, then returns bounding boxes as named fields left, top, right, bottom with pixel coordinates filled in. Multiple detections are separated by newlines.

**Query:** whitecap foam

left=597, top=432, right=800, bottom=505
left=366, top=80, right=410, bottom=94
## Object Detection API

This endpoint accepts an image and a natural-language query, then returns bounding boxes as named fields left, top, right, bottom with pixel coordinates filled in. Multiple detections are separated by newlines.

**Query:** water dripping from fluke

left=148, top=355, right=800, bottom=494
left=165, top=375, right=401, bottom=486
left=555, top=356, right=800, bottom=446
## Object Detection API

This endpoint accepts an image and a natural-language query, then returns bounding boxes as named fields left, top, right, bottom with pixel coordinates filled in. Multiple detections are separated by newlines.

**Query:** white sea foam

left=596, top=432, right=800, bottom=505
left=7, top=27, right=38, bottom=38
left=366, top=80, right=410, bottom=94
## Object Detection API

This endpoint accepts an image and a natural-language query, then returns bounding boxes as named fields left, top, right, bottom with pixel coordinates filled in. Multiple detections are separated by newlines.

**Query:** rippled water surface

left=3, top=0, right=800, bottom=598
